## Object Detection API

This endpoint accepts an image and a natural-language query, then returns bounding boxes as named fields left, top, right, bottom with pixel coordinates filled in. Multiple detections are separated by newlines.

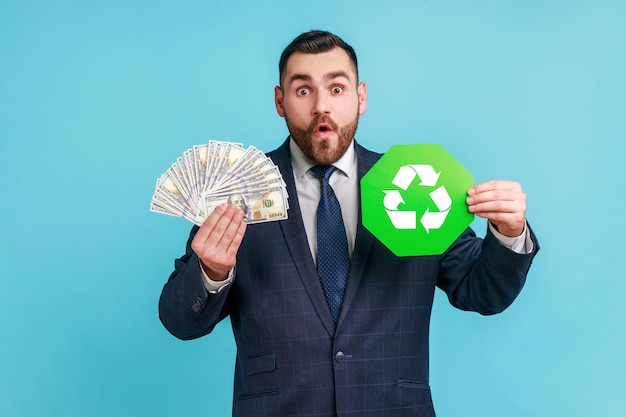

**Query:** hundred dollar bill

left=216, top=177, right=286, bottom=199
left=196, top=185, right=288, bottom=225
left=217, top=165, right=284, bottom=193
left=151, top=173, right=199, bottom=221
left=216, top=151, right=277, bottom=190
left=211, top=142, right=248, bottom=187
left=204, top=140, right=225, bottom=189
left=207, top=141, right=242, bottom=189
left=216, top=146, right=264, bottom=182
left=151, top=140, right=288, bottom=226
left=193, top=144, right=208, bottom=198
left=182, top=149, right=197, bottom=205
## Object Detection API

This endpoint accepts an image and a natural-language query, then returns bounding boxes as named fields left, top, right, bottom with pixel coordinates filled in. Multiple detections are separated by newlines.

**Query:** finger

left=468, top=199, right=525, bottom=215
left=214, top=206, right=246, bottom=253
left=193, top=203, right=230, bottom=244
left=203, top=208, right=245, bottom=275
left=224, top=219, right=247, bottom=259
left=192, top=206, right=244, bottom=277
left=192, top=204, right=238, bottom=256
left=470, top=196, right=526, bottom=234
left=468, top=180, right=521, bottom=196
left=203, top=204, right=241, bottom=250
left=472, top=210, right=526, bottom=228
left=467, top=189, right=526, bottom=207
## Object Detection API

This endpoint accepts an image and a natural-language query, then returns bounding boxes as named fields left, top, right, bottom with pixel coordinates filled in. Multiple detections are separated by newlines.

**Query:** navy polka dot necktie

left=311, top=165, right=350, bottom=323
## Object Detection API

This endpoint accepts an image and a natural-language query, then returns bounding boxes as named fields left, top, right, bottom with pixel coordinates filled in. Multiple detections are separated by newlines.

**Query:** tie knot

left=311, top=165, right=336, bottom=181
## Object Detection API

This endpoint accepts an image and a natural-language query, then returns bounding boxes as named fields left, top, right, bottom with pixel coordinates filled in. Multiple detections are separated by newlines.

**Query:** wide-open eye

left=331, top=86, right=344, bottom=94
left=297, top=87, right=311, bottom=96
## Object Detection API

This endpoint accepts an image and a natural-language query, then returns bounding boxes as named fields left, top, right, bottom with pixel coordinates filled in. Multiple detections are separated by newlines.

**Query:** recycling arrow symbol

left=362, top=143, right=474, bottom=256
left=383, top=164, right=452, bottom=233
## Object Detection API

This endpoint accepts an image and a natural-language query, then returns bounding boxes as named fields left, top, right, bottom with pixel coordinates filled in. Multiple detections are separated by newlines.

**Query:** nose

left=312, top=91, right=331, bottom=116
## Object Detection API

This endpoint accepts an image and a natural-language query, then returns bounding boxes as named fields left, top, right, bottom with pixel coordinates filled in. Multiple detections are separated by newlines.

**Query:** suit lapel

left=271, top=140, right=336, bottom=336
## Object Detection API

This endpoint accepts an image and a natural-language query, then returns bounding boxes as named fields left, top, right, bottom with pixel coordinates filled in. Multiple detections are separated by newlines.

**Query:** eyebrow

left=287, top=70, right=352, bottom=85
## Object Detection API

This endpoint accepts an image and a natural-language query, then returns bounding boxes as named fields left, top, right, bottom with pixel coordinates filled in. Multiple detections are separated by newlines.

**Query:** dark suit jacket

left=159, top=139, right=539, bottom=417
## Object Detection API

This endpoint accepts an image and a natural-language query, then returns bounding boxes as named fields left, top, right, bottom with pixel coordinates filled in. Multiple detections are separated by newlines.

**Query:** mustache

left=307, top=115, right=339, bottom=133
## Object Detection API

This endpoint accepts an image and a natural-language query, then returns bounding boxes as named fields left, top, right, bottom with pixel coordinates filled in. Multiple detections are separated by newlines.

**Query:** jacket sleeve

left=158, top=226, right=232, bottom=340
left=437, top=223, right=540, bottom=315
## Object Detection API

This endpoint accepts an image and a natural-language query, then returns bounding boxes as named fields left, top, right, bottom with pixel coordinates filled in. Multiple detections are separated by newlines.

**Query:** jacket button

left=192, top=297, right=203, bottom=312
left=335, top=351, right=345, bottom=363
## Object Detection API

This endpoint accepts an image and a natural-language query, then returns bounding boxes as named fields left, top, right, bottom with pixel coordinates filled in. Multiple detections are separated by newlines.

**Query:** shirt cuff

left=488, top=221, right=534, bottom=254
left=198, top=260, right=234, bottom=294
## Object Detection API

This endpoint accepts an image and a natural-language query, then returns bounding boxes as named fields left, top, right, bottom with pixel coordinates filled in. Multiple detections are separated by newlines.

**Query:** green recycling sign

left=361, top=144, right=474, bottom=256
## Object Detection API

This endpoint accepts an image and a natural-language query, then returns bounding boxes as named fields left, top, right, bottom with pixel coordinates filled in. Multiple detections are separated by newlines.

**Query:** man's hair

left=278, top=30, right=359, bottom=86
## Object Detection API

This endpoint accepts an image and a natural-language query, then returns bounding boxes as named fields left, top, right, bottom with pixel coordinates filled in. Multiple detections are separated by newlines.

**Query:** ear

left=274, top=86, right=285, bottom=117
left=357, top=82, right=367, bottom=115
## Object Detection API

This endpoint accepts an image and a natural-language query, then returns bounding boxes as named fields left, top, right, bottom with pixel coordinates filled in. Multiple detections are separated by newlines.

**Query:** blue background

left=1, top=1, right=625, bottom=416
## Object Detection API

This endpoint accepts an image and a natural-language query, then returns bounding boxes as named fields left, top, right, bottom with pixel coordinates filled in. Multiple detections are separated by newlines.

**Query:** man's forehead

left=282, top=47, right=358, bottom=84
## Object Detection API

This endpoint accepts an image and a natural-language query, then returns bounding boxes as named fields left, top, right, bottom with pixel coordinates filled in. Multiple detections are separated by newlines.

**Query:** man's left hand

left=466, top=180, right=527, bottom=237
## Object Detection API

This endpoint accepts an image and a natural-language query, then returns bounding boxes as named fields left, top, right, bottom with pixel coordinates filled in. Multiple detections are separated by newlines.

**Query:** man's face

left=274, top=47, right=367, bottom=165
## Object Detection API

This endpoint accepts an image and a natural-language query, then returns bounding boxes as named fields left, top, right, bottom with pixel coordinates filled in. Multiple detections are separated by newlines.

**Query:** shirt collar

left=289, top=137, right=357, bottom=180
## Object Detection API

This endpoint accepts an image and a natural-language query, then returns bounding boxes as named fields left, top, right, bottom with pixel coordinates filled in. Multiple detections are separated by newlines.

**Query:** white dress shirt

left=289, top=138, right=359, bottom=263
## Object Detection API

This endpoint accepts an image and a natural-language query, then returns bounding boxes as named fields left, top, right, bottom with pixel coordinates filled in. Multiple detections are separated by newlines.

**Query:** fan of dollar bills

left=150, top=140, right=289, bottom=226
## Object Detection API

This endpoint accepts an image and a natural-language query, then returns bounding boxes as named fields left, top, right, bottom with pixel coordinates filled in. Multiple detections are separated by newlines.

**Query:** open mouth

left=308, top=117, right=338, bottom=137
left=316, top=123, right=333, bottom=133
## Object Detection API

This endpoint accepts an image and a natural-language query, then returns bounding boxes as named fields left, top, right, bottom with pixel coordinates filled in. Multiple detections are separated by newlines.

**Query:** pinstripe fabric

left=159, top=138, right=540, bottom=417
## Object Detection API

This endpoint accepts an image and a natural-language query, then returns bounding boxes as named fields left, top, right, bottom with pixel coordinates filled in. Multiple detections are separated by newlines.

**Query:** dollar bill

left=150, top=140, right=289, bottom=226
left=196, top=185, right=288, bottom=225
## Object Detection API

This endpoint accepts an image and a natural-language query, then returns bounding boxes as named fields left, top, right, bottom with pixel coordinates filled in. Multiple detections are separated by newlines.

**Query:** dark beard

left=286, top=114, right=359, bottom=165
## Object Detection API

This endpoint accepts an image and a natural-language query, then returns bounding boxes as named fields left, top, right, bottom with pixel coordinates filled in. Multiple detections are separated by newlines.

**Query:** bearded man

left=159, top=30, right=539, bottom=417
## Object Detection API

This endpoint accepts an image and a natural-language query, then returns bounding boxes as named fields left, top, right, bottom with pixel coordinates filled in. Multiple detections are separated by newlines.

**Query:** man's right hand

left=191, top=203, right=247, bottom=282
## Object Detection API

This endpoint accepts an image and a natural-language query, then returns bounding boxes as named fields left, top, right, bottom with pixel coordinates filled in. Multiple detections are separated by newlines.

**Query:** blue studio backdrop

left=1, top=1, right=625, bottom=416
